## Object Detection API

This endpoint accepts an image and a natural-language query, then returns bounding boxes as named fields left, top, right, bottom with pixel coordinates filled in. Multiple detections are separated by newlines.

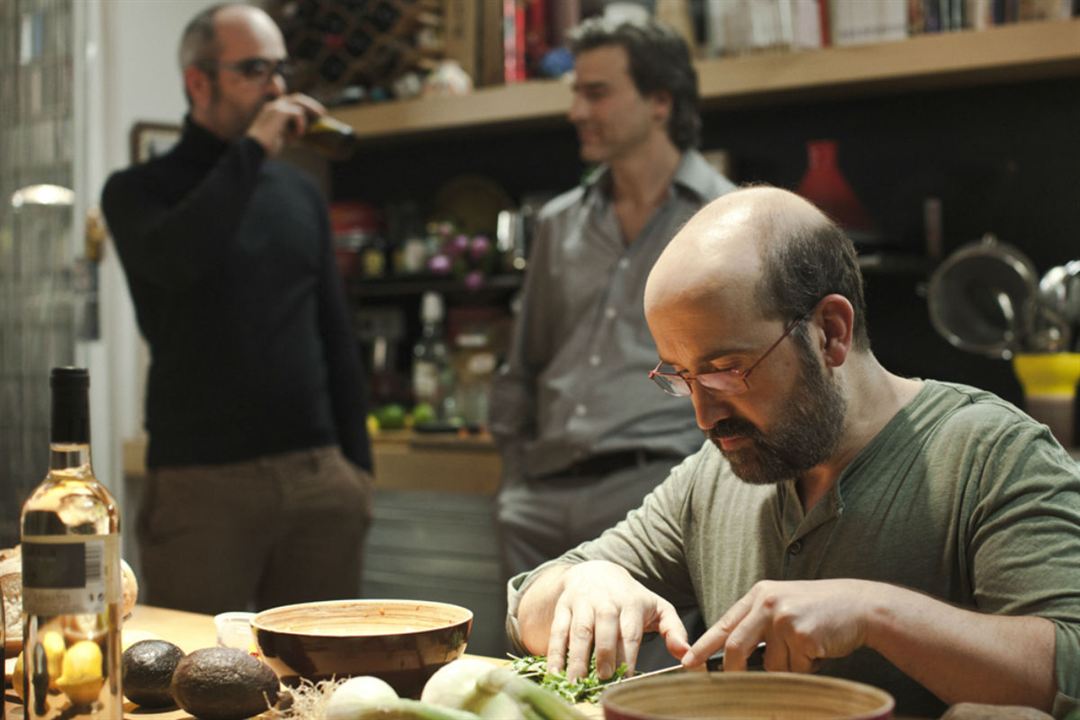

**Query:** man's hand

left=246, top=93, right=326, bottom=156
left=682, top=579, right=878, bottom=673
left=535, top=561, right=690, bottom=681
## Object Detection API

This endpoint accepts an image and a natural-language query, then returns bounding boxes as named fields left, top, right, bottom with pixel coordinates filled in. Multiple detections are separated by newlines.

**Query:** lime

left=375, top=404, right=407, bottom=430
left=412, top=402, right=436, bottom=425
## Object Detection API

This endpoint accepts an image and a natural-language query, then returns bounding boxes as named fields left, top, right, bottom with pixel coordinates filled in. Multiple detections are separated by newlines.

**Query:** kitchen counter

left=365, top=430, right=501, bottom=495
left=120, top=435, right=507, bottom=658
left=123, top=431, right=503, bottom=495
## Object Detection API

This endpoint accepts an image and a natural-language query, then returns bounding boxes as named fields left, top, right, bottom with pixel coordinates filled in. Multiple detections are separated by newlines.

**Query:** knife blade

left=613, top=642, right=766, bottom=685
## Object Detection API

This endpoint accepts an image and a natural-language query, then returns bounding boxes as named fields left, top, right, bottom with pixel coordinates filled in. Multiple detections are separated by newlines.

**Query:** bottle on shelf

left=412, top=292, right=455, bottom=422
left=1, top=586, right=5, bottom=720
left=20, top=367, right=122, bottom=720
left=453, top=325, right=498, bottom=429
left=796, top=139, right=877, bottom=244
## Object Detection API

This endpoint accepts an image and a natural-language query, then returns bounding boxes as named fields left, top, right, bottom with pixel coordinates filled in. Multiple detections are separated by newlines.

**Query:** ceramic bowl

left=602, top=672, right=894, bottom=720
left=251, top=599, right=472, bottom=698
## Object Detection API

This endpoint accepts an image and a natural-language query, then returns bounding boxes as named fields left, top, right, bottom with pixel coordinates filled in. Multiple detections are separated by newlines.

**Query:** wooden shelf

left=347, top=272, right=523, bottom=299
left=332, top=19, right=1080, bottom=142
left=696, top=18, right=1080, bottom=106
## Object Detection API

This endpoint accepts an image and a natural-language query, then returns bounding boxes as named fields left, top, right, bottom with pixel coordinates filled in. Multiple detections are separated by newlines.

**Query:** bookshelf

left=332, top=19, right=1080, bottom=142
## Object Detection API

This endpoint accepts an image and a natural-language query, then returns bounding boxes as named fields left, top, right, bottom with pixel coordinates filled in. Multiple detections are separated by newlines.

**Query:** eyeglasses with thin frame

left=197, top=57, right=293, bottom=84
left=648, top=312, right=810, bottom=398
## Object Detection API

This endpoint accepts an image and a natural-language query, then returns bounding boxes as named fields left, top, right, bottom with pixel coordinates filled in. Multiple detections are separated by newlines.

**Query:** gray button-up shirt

left=490, top=150, right=736, bottom=480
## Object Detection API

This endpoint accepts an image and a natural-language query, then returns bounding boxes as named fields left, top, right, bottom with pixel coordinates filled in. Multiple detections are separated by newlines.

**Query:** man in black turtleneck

left=101, top=3, right=372, bottom=615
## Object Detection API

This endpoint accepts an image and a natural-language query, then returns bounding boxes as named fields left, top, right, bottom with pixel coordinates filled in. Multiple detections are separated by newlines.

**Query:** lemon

left=12, top=651, right=24, bottom=700
left=43, top=630, right=66, bottom=689
left=56, top=640, right=105, bottom=706
left=367, top=413, right=380, bottom=435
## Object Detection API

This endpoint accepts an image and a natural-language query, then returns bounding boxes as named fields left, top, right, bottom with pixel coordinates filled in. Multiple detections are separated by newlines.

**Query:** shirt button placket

left=782, top=538, right=804, bottom=579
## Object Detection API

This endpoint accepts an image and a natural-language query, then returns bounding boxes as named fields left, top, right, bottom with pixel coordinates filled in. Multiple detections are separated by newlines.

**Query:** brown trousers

left=137, top=446, right=373, bottom=615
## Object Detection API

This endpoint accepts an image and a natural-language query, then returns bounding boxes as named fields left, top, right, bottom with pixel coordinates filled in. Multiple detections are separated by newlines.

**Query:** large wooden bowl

left=602, top=672, right=894, bottom=720
left=251, top=599, right=472, bottom=698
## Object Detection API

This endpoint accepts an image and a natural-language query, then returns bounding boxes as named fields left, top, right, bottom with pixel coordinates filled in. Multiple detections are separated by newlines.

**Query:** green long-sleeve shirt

left=508, top=380, right=1080, bottom=717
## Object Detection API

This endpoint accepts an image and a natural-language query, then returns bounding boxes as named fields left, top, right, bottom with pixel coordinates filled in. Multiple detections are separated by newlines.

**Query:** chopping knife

left=614, top=642, right=767, bottom=685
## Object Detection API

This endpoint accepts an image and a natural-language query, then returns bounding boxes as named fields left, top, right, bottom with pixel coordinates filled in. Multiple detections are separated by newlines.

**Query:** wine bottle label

left=21, top=534, right=121, bottom=615
left=414, top=363, right=438, bottom=398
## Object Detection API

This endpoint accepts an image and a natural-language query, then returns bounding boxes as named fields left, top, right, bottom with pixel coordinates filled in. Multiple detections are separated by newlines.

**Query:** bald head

left=646, top=186, right=870, bottom=349
left=213, top=5, right=284, bottom=48
left=178, top=4, right=285, bottom=108
left=180, top=4, right=283, bottom=67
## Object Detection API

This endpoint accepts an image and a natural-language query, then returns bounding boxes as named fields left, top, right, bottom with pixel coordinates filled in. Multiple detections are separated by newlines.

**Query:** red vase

left=796, top=140, right=875, bottom=234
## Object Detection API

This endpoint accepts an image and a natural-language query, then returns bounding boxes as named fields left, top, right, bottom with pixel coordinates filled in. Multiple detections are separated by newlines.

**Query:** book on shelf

left=830, top=0, right=908, bottom=46
left=479, top=0, right=504, bottom=86
left=1017, top=0, right=1073, bottom=20
left=525, top=0, right=550, bottom=77
left=550, top=0, right=580, bottom=47
left=441, top=0, right=479, bottom=85
left=698, top=0, right=1074, bottom=60
left=911, top=0, right=1072, bottom=33
left=656, top=0, right=701, bottom=55
left=702, top=0, right=828, bottom=57
left=503, top=0, right=526, bottom=82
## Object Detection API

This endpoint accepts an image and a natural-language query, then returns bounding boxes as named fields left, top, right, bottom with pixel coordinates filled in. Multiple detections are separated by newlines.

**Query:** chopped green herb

left=508, top=654, right=628, bottom=705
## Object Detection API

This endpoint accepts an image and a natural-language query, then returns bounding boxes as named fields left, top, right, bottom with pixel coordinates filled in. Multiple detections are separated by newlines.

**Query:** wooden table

left=3, top=605, right=604, bottom=720
left=4, top=606, right=219, bottom=720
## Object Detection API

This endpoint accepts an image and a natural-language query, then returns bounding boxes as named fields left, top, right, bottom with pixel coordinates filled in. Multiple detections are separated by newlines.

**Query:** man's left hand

left=681, top=578, right=881, bottom=672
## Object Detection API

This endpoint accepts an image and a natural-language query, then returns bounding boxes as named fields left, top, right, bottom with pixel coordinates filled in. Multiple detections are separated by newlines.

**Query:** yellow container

left=1012, top=353, right=1080, bottom=397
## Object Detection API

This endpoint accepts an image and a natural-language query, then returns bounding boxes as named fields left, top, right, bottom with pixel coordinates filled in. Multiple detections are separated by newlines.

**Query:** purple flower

left=464, top=270, right=485, bottom=291
left=428, top=253, right=452, bottom=275
left=446, top=234, right=470, bottom=257
left=469, top=235, right=492, bottom=261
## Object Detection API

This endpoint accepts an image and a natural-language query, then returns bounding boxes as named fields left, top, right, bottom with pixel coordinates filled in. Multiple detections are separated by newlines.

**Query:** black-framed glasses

left=197, top=57, right=293, bottom=83
left=648, top=312, right=810, bottom=398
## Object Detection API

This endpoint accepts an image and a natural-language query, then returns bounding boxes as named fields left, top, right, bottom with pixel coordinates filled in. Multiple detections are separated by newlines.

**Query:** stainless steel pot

left=927, top=234, right=1039, bottom=359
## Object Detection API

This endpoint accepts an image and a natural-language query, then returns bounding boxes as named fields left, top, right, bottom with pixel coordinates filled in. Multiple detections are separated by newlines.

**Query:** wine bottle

left=301, top=115, right=358, bottom=161
left=412, top=292, right=455, bottom=422
left=20, top=367, right=122, bottom=719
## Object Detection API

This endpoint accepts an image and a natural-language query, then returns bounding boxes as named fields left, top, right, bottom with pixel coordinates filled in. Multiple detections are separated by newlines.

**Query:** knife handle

left=705, top=641, right=766, bottom=671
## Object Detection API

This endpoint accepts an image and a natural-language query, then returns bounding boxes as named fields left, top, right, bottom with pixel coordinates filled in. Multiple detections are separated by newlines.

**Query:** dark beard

left=707, top=335, right=846, bottom=485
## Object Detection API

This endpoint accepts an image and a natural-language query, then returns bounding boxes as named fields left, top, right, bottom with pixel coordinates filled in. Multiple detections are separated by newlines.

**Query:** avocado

left=122, top=639, right=185, bottom=708
left=170, top=647, right=280, bottom=720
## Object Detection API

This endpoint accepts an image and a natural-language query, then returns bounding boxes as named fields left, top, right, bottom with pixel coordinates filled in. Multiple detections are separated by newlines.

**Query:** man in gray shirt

left=510, top=187, right=1080, bottom=718
left=490, top=18, right=735, bottom=592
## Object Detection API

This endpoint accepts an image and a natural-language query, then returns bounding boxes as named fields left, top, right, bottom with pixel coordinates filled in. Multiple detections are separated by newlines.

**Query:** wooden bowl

left=251, top=599, right=472, bottom=698
left=602, top=672, right=894, bottom=720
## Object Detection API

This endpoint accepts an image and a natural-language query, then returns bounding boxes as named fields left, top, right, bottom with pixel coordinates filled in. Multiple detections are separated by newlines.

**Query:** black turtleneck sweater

left=101, top=117, right=372, bottom=472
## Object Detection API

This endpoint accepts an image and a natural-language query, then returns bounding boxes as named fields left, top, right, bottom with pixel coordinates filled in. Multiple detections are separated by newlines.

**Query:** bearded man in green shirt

left=508, top=187, right=1080, bottom=718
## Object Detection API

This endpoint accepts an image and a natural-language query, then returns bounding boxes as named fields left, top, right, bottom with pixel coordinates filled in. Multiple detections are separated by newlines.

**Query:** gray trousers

left=495, top=456, right=701, bottom=670
left=137, top=446, right=373, bottom=615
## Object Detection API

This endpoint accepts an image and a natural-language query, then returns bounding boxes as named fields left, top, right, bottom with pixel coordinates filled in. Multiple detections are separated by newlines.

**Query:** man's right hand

left=519, top=560, right=690, bottom=682
left=246, top=93, right=325, bottom=156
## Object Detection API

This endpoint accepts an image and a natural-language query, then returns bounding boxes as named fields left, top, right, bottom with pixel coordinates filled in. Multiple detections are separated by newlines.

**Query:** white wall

left=79, top=0, right=221, bottom=555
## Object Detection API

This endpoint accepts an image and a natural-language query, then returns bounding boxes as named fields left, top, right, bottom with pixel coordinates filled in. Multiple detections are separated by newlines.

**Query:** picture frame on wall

left=129, top=122, right=181, bottom=164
